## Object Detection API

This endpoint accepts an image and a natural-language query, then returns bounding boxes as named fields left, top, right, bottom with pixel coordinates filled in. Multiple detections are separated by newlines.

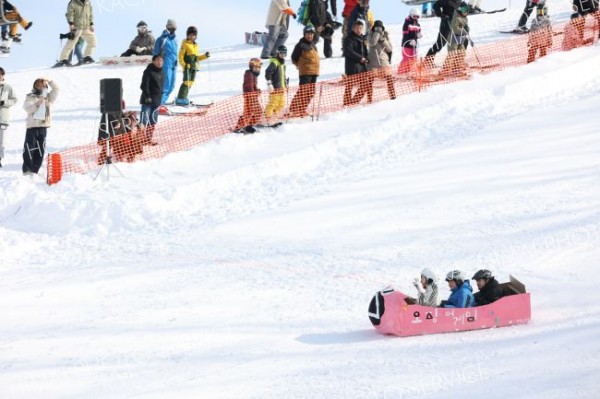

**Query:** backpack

left=297, top=0, right=312, bottom=25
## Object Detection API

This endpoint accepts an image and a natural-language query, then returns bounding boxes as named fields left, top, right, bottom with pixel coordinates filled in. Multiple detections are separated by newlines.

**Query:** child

left=264, top=45, right=288, bottom=120
left=412, top=268, right=440, bottom=307
left=527, top=4, right=552, bottom=63
left=234, top=58, right=264, bottom=134
left=398, top=8, right=422, bottom=74
left=175, top=26, right=209, bottom=106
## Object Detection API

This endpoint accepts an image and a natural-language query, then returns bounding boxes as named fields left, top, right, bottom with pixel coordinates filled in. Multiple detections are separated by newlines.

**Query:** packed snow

left=1, top=3, right=600, bottom=399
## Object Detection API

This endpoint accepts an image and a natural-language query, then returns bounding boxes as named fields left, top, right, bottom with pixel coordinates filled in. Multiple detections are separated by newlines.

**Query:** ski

left=471, top=8, right=507, bottom=14
left=500, top=28, right=529, bottom=34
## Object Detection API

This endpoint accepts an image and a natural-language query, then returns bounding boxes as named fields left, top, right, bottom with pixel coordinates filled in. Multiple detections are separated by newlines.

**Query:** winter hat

left=186, top=26, right=198, bottom=36
left=166, top=19, right=177, bottom=29
left=304, top=25, right=316, bottom=34
left=373, top=20, right=384, bottom=31
left=410, top=7, right=421, bottom=18
left=457, top=1, right=470, bottom=15
left=137, top=20, right=147, bottom=28
left=354, top=18, right=365, bottom=27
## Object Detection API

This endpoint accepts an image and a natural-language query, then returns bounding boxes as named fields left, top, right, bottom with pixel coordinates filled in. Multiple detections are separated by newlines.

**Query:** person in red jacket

left=235, top=58, right=264, bottom=134
left=342, top=0, right=359, bottom=38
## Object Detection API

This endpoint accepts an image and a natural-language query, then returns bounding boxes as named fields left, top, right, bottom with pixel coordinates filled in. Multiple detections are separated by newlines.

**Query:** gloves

left=135, top=46, right=144, bottom=54
left=360, top=57, right=368, bottom=64
left=267, top=81, right=274, bottom=93
left=417, top=32, right=423, bottom=39
left=205, top=51, right=210, bottom=58
left=413, top=278, right=426, bottom=294
left=90, top=24, right=95, bottom=32
left=292, top=13, right=297, bottom=19
left=0, top=100, right=4, bottom=106
left=374, top=26, right=383, bottom=33
left=409, top=39, right=416, bottom=46
left=68, top=22, right=75, bottom=31
left=144, top=97, right=153, bottom=104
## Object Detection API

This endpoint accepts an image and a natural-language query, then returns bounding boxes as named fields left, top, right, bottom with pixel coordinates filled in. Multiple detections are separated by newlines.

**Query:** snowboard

left=500, top=28, right=530, bottom=34
left=159, top=103, right=213, bottom=117
left=99, top=55, right=153, bottom=66
left=233, top=122, right=284, bottom=134
left=470, top=8, right=507, bottom=14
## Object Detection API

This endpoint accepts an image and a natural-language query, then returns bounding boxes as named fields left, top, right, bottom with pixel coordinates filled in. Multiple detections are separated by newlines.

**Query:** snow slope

left=1, top=7, right=600, bottom=399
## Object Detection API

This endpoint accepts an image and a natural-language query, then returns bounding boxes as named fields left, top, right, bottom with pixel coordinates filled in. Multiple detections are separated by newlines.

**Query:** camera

left=59, top=31, right=75, bottom=40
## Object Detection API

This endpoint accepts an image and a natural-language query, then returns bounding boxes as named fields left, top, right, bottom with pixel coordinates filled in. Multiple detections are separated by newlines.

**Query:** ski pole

left=316, top=83, right=323, bottom=122
left=469, top=36, right=483, bottom=68
left=206, top=53, right=214, bottom=104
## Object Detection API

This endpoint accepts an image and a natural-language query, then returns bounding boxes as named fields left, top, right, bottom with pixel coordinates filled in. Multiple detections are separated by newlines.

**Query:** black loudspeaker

left=100, top=78, right=123, bottom=114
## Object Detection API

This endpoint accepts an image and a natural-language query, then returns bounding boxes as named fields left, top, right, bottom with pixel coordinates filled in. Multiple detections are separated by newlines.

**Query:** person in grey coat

left=261, top=0, right=296, bottom=59
left=0, top=67, right=17, bottom=168
left=367, top=20, right=395, bottom=100
left=121, top=21, right=155, bottom=57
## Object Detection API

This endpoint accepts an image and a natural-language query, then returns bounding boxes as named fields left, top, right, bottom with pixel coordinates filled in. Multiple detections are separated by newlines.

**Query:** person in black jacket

left=472, top=269, right=504, bottom=306
left=139, top=54, right=164, bottom=145
left=424, top=0, right=460, bottom=66
left=343, top=19, right=371, bottom=106
left=306, top=0, right=338, bottom=58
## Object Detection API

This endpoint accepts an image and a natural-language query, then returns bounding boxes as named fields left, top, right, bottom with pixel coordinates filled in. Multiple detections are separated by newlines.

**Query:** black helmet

left=276, top=45, right=287, bottom=56
left=472, top=269, right=493, bottom=281
left=186, top=26, right=198, bottom=36
left=304, top=25, right=316, bottom=34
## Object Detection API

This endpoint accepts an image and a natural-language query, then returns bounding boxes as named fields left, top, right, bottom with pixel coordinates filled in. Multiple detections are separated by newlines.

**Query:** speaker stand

left=94, top=113, right=125, bottom=181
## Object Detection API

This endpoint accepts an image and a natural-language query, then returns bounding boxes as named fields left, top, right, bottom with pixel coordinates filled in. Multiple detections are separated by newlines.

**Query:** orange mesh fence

left=47, top=15, right=599, bottom=185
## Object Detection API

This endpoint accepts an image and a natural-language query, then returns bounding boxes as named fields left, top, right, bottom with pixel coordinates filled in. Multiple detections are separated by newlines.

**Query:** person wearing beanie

left=174, top=26, right=210, bottom=106
left=0, top=67, right=18, bottom=168
left=54, top=0, right=96, bottom=67
left=287, top=25, right=320, bottom=118
left=398, top=8, right=422, bottom=74
left=153, top=19, right=178, bottom=104
left=121, top=20, right=155, bottom=57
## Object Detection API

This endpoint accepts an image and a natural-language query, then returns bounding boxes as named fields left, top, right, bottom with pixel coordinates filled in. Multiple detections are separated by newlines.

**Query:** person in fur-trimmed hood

left=368, top=20, right=395, bottom=100
left=287, top=25, right=320, bottom=118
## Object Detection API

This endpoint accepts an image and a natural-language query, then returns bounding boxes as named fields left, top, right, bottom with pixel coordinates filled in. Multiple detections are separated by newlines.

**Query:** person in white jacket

left=22, top=78, right=59, bottom=175
left=413, top=268, right=440, bottom=307
left=261, top=0, right=297, bottom=59
left=0, top=67, right=18, bottom=168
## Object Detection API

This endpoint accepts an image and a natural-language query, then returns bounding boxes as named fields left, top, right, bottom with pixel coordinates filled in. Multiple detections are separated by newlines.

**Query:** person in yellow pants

left=175, top=26, right=209, bottom=106
left=264, top=45, right=288, bottom=119
left=2, top=1, right=33, bottom=42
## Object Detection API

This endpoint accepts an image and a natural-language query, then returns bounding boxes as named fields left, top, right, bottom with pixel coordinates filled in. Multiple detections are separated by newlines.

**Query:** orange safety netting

left=46, top=15, right=599, bottom=185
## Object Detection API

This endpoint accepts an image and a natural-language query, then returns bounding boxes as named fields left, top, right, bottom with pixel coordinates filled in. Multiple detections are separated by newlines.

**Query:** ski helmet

left=276, top=45, right=287, bottom=56
left=186, top=26, right=198, bottom=36
left=304, top=25, right=316, bottom=34
left=472, top=269, right=493, bottom=281
left=410, top=7, right=421, bottom=18
left=421, top=268, right=437, bottom=284
left=445, top=270, right=465, bottom=285
left=249, top=57, right=263, bottom=69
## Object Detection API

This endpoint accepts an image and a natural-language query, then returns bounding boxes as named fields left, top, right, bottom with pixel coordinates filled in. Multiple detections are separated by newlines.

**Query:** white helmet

left=410, top=7, right=421, bottom=18
left=421, top=268, right=437, bottom=283
left=445, top=270, right=465, bottom=285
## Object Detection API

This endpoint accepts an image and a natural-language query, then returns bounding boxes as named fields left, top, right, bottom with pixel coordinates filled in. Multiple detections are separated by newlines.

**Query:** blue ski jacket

left=153, top=30, right=178, bottom=66
left=443, top=280, right=475, bottom=308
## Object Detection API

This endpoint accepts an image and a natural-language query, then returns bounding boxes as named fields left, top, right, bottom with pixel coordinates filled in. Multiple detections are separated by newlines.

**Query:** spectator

left=288, top=25, right=320, bottom=118
left=440, top=270, right=475, bottom=308
left=54, top=0, right=96, bottom=67
left=368, top=20, right=395, bottom=100
left=153, top=19, right=178, bottom=105
left=22, top=78, right=59, bottom=175
left=139, top=55, right=164, bottom=145
left=342, top=19, right=371, bottom=106
left=261, top=0, right=296, bottom=59
left=121, top=21, right=155, bottom=57
left=0, top=67, right=17, bottom=168
left=398, top=8, right=422, bottom=74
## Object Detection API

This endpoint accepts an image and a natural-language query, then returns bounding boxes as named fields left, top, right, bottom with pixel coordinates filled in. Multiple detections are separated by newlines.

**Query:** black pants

left=22, top=127, right=47, bottom=174
left=426, top=16, right=452, bottom=57
left=518, top=1, right=536, bottom=28
left=315, top=31, right=333, bottom=58
left=120, top=48, right=152, bottom=57
left=288, top=75, right=318, bottom=116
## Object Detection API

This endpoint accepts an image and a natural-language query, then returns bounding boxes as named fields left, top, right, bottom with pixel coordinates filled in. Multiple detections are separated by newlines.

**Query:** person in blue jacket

left=153, top=19, right=178, bottom=105
left=440, top=270, right=475, bottom=308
